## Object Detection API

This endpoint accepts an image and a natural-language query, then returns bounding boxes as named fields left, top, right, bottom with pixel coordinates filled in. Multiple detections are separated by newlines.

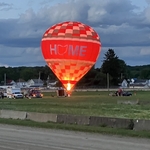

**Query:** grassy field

left=0, top=90, right=150, bottom=138
left=0, top=90, right=150, bottom=119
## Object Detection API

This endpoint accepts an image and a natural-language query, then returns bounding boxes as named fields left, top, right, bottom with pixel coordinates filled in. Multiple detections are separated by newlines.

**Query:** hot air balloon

left=41, top=21, right=101, bottom=96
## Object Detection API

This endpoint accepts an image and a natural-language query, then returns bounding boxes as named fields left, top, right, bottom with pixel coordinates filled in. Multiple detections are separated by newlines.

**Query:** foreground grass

left=0, top=118, right=150, bottom=139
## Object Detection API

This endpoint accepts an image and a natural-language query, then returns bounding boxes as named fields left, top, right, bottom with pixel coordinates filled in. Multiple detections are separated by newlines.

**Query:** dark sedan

left=122, top=91, right=132, bottom=96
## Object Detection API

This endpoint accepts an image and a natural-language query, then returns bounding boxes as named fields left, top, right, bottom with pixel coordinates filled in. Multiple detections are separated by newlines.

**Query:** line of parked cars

left=0, top=87, right=43, bottom=99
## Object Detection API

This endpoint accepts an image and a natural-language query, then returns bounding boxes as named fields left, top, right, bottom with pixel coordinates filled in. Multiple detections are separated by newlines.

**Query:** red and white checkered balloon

left=41, top=21, right=101, bottom=92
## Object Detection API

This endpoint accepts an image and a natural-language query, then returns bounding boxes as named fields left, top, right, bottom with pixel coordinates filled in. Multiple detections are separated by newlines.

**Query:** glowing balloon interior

left=41, top=21, right=101, bottom=93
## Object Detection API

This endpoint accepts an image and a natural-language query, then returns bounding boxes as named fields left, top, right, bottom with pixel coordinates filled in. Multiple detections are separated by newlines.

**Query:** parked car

left=6, top=87, right=23, bottom=99
left=28, top=89, right=43, bottom=98
left=12, top=92, right=24, bottom=99
left=122, top=91, right=132, bottom=96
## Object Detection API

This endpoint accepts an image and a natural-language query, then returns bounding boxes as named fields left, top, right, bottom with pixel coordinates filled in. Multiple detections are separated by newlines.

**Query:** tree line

left=0, top=49, right=150, bottom=87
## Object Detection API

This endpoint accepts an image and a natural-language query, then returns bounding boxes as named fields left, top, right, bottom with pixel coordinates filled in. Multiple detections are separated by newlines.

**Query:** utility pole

left=38, top=72, right=41, bottom=84
left=4, top=73, right=6, bottom=85
left=121, top=73, right=123, bottom=80
left=107, top=73, right=109, bottom=91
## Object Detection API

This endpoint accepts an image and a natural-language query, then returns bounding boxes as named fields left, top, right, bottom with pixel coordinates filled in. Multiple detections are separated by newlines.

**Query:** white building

left=27, top=79, right=44, bottom=87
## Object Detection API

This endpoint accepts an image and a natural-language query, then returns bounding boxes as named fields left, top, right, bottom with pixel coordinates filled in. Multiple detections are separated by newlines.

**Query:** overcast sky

left=0, top=0, right=150, bottom=68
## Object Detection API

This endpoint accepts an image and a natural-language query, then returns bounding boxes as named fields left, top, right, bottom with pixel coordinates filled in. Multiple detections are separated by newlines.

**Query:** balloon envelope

left=41, top=21, right=101, bottom=92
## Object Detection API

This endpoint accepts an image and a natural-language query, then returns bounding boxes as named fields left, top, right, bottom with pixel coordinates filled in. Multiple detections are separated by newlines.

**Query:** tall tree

left=101, top=49, right=127, bottom=85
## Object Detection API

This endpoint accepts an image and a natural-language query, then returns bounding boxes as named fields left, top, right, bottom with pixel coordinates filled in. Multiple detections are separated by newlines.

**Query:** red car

left=28, top=89, right=43, bottom=98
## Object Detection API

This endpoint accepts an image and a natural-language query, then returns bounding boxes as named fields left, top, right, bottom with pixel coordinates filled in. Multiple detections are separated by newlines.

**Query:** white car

left=12, top=92, right=24, bottom=99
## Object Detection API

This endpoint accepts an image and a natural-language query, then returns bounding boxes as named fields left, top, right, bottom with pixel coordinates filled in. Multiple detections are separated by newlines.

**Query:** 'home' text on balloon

left=50, top=44, right=87, bottom=57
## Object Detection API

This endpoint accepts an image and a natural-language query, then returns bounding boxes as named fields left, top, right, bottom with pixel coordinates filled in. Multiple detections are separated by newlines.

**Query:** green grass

left=0, top=90, right=150, bottom=138
left=0, top=90, right=150, bottom=119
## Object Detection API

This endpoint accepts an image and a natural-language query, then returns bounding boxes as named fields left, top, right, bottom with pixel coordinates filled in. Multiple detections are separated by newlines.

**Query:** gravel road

left=0, top=124, right=149, bottom=150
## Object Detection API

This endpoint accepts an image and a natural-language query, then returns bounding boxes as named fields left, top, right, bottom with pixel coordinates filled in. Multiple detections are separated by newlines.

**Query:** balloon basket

left=57, top=88, right=68, bottom=97
left=56, top=87, right=72, bottom=97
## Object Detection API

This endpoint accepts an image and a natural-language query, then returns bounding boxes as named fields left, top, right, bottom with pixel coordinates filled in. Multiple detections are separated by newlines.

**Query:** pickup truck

left=7, top=91, right=24, bottom=99
left=12, top=92, right=24, bottom=99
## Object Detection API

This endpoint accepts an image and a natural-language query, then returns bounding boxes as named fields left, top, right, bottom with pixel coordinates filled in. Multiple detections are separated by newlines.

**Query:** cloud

left=0, top=2, right=13, bottom=11
left=140, top=47, right=150, bottom=55
left=95, top=46, right=150, bottom=68
left=146, top=0, right=150, bottom=4
left=0, top=0, right=150, bottom=67
left=143, top=5, right=150, bottom=23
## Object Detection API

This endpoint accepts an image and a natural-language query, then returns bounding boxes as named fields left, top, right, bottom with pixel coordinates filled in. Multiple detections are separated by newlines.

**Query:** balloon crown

left=43, top=21, right=100, bottom=42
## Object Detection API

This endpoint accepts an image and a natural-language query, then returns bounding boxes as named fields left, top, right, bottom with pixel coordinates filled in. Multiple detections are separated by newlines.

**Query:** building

left=27, top=79, right=44, bottom=87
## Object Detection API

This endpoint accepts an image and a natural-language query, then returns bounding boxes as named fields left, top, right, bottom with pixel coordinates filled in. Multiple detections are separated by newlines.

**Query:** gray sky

left=0, top=0, right=150, bottom=68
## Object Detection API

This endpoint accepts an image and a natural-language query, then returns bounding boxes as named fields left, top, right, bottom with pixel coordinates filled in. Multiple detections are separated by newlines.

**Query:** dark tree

left=101, top=49, right=127, bottom=85
left=140, top=69, right=150, bottom=79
